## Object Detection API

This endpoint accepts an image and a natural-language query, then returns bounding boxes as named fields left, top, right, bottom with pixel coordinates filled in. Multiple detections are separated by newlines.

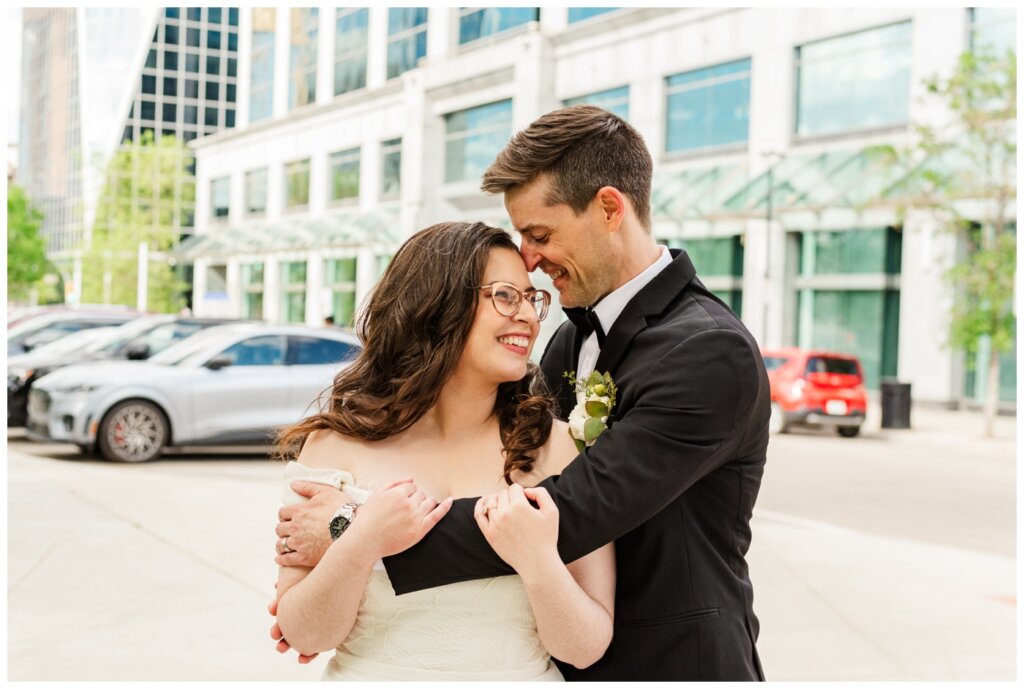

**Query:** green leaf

left=585, top=400, right=609, bottom=417
left=584, top=417, right=605, bottom=443
left=574, top=438, right=587, bottom=453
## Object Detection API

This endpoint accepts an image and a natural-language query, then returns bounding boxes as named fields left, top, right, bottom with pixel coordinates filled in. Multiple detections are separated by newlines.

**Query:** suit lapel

left=592, top=249, right=697, bottom=375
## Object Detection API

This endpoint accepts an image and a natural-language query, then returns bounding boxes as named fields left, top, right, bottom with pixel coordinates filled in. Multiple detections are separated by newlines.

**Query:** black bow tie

left=564, top=307, right=606, bottom=347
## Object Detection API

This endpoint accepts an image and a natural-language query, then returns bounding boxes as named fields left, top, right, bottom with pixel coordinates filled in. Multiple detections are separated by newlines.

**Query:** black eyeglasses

left=476, top=281, right=551, bottom=321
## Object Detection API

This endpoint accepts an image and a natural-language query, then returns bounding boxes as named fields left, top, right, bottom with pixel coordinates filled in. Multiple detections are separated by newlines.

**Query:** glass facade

left=289, top=8, right=319, bottom=110
left=970, top=7, right=1016, bottom=56
left=329, top=147, right=361, bottom=202
left=325, top=257, right=358, bottom=326
left=335, top=9, right=369, bottom=96
left=284, top=158, right=311, bottom=208
left=665, top=58, right=751, bottom=153
left=795, top=228, right=902, bottom=389
left=564, top=85, right=630, bottom=120
left=387, top=7, right=428, bottom=79
left=241, top=262, right=264, bottom=319
left=210, top=176, right=229, bottom=219
left=665, top=237, right=744, bottom=316
left=280, top=261, right=308, bottom=323
left=458, top=8, right=539, bottom=44
left=381, top=137, right=402, bottom=197
left=444, top=100, right=513, bottom=183
left=795, top=22, right=912, bottom=137
left=568, top=8, right=618, bottom=23
left=245, top=168, right=268, bottom=214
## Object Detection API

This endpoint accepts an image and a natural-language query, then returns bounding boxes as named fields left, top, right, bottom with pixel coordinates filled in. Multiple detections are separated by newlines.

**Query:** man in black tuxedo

left=273, top=105, right=769, bottom=680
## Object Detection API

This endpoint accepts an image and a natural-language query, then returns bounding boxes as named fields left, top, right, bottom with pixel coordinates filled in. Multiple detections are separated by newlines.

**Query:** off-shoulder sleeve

left=281, top=460, right=372, bottom=506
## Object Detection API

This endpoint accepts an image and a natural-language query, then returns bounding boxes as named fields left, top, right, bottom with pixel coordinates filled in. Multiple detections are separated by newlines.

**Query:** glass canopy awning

left=174, top=208, right=400, bottom=260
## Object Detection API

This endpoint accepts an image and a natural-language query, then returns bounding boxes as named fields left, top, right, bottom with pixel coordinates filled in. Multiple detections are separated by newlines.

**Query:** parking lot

left=6, top=403, right=1016, bottom=681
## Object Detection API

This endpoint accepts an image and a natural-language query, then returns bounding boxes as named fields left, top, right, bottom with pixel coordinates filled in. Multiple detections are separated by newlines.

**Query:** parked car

left=27, top=324, right=361, bottom=462
left=7, top=316, right=241, bottom=427
left=762, top=347, right=868, bottom=437
left=7, top=307, right=142, bottom=356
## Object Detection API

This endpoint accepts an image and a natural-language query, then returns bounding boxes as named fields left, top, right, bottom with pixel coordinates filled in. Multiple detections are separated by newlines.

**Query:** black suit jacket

left=384, top=250, right=770, bottom=681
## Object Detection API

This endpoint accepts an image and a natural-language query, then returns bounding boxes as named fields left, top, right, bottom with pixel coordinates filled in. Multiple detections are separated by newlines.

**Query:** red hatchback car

left=761, top=347, right=868, bottom=437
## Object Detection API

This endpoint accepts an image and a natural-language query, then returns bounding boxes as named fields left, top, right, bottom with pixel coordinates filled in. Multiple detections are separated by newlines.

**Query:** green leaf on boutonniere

left=585, top=400, right=609, bottom=417
left=586, top=370, right=604, bottom=387
left=574, top=438, right=587, bottom=453
left=584, top=417, right=605, bottom=442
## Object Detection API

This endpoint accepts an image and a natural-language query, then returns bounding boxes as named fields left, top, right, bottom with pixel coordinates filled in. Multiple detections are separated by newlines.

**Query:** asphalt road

left=5, top=404, right=1017, bottom=680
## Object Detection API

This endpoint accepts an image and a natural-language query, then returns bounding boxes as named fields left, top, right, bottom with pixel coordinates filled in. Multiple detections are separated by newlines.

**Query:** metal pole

left=137, top=241, right=148, bottom=312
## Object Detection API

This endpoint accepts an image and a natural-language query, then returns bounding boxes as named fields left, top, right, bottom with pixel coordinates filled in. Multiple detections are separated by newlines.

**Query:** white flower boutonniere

left=563, top=370, right=618, bottom=453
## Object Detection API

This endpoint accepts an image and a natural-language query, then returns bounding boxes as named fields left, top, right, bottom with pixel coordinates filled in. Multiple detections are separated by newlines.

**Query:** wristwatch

left=329, top=502, right=360, bottom=541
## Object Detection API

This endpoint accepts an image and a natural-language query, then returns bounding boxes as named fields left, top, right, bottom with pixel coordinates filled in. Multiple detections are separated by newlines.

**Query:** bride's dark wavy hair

left=274, top=221, right=555, bottom=483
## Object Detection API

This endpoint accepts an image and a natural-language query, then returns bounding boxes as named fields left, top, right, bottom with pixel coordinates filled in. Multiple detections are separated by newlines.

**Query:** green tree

left=7, top=184, right=50, bottom=302
left=82, top=131, right=193, bottom=313
left=874, top=46, right=1015, bottom=437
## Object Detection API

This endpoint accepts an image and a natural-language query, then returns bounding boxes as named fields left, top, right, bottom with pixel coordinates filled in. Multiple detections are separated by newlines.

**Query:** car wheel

left=837, top=426, right=861, bottom=438
left=769, top=402, right=788, bottom=434
left=98, top=400, right=168, bottom=463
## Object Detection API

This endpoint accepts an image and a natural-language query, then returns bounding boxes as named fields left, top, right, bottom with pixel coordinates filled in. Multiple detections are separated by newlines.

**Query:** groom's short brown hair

left=481, top=105, right=653, bottom=229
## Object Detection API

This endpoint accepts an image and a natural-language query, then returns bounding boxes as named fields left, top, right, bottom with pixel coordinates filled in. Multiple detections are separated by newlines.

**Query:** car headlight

left=7, top=368, right=35, bottom=390
left=55, top=383, right=104, bottom=394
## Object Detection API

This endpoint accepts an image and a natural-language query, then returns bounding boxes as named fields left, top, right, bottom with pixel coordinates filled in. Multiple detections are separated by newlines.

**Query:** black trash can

left=880, top=379, right=911, bottom=429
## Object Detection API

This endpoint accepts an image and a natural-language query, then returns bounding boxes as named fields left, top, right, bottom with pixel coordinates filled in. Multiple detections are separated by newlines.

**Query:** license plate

left=826, top=400, right=848, bottom=415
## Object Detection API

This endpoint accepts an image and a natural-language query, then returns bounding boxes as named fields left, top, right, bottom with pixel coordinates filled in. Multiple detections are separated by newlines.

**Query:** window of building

left=564, top=85, right=629, bottom=120
left=205, top=107, right=218, bottom=126
left=165, top=8, right=180, bottom=19
left=208, top=7, right=223, bottom=24
left=208, top=30, right=221, bottom=50
left=227, top=57, right=237, bottom=77
left=207, top=54, right=220, bottom=76
left=241, top=262, right=264, bottom=319
left=458, top=8, right=538, bottom=44
left=142, top=74, right=157, bottom=94
left=280, top=261, right=308, bottom=324
left=228, top=31, right=238, bottom=51
left=665, top=58, right=751, bottom=153
left=324, top=257, right=358, bottom=326
left=335, top=9, right=369, bottom=96
left=165, top=24, right=179, bottom=45
left=164, top=50, right=178, bottom=70
left=146, top=49, right=157, bottom=68
left=163, top=77, right=178, bottom=97
left=184, top=105, right=198, bottom=124
left=567, top=8, right=618, bottom=23
left=284, top=158, right=311, bottom=208
left=795, top=22, right=912, bottom=138
left=970, top=7, right=1016, bottom=55
left=444, top=99, right=513, bottom=183
left=250, top=8, right=276, bottom=122
left=289, top=8, right=319, bottom=110
left=185, top=79, right=199, bottom=97
left=140, top=100, right=156, bottom=121
left=226, top=109, right=235, bottom=128
left=186, top=53, right=199, bottom=72
left=162, top=102, right=177, bottom=121
left=206, top=81, right=219, bottom=100
left=329, top=147, right=361, bottom=202
left=794, top=227, right=902, bottom=389
left=664, top=236, right=744, bottom=316
left=381, top=137, right=402, bottom=197
left=187, top=27, right=200, bottom=47
left=229, top=8, right=239, bottom=26
left=387, top=7, right=428, bottom=79
left=245, top=168, right=268, bottom=214
left=210, top=176, right=230, bottom=219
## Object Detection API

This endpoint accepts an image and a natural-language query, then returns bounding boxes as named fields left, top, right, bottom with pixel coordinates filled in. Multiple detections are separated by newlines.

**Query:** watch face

left=330, top=514, right=352, bottom=541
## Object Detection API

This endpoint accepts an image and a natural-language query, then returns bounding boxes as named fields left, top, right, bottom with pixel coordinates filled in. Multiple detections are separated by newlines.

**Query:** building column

left=316, top=7, right=334, bottom=106
left=226, top=258, right=241, bottom=317
left=366, top=7, right=388, bottom=90
left=426, top=7, right=451, bottom=61
left=355, top=247, right=377, bottom=310
left=305, top=252, right=323, bottom=326
left=193, top=258, right=209, bottom=316
left=272, top=8, right=290, bottom=118
left=264, top=257, right=281, bottom=323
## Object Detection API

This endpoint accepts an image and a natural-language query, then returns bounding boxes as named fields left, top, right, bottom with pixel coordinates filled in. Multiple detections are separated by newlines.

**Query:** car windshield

left=90, top=318, right=170, bottom=354
left=763, top=356, right=789, bottom=371
left=26, top=327, right=120, bottom=356
left=148, top=327, right=238, bottom=365
left=806, top=357, right=860, bottom=376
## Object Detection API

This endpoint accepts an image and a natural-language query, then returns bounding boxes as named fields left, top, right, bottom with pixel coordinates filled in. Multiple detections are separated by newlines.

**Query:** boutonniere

left=563, top=370, right=618, bottom=452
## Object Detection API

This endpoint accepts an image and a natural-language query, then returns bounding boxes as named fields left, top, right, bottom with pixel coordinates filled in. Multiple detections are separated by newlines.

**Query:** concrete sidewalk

left=6, top=405, right=1016, bottom=680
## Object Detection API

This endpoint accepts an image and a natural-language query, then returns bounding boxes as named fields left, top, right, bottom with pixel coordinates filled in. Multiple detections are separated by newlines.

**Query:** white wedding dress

left=282, top=462, right=564, bottom=682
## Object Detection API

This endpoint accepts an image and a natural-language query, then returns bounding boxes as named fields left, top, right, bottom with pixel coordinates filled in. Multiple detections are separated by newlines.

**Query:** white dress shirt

left=576, top=245, right=673, bottom=376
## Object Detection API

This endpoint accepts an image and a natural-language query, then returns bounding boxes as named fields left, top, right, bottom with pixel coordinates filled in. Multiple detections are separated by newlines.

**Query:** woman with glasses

left=271, top=221, right=614, bottom=681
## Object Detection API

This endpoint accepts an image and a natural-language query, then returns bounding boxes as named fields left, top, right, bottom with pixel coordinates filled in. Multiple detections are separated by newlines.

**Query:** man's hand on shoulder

left=275, top=481, right=349, bottom=567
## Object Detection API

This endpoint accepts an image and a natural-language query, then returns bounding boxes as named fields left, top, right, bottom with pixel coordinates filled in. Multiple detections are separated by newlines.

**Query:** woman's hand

left=474, top=484, right=560, bottom=578
left=345, top=478, right=453, bottom=560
